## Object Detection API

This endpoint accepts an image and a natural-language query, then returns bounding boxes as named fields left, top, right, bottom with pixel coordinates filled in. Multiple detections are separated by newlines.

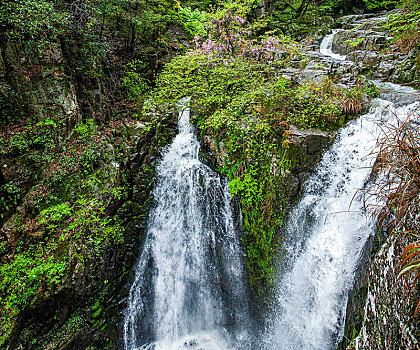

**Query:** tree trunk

left=256, top=0, right=274, bottom=16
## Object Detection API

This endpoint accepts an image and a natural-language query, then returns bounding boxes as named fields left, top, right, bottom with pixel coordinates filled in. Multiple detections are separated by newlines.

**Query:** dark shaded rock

left=2, top=112, right=178, bottom=350
left=279, top=126, right=334, bottom=203
left=1, top=41, right=80, bottom=125
left=287, top=125, right=333, bottom=173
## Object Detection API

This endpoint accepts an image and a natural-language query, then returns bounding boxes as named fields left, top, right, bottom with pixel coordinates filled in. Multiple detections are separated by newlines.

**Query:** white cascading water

left=123, top=100, right=251, bottom=350
left=319, top=29, right=346, bottom=60
left=266, top=33, right=420, bottom=350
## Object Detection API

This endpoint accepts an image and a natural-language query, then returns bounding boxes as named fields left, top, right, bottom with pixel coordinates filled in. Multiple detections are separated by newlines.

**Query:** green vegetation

left=146, top=1, right=368, bottom=294
left=0, top=117, right=126, bottom=344
left=0, top=0, right=69, bottom=43
left=0, top=246, right=67, bottom=345
left=0, top=0, right=419, bottom=347
left=385, top=0, right=420, bottom=54
left=359, top=0, right=420, bottom=54
left=35, top=312, right=86, bottom=350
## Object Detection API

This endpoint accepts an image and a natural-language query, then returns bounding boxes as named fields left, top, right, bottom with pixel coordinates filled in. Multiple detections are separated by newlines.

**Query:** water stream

left=123, top=101, right=251, bottom=350
left=319, top=29, right=346, bottom=61
left=264, top=32, right=420, bottom=350
left=266, top=99, right=416, bottom=350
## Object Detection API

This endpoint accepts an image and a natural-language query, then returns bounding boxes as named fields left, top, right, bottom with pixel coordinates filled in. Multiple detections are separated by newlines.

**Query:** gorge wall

left=0, top=2, right=419, bottom=349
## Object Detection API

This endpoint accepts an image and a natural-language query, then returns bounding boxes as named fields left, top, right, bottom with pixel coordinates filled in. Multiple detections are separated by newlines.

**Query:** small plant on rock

left=367, top=108, right=420, bottom=315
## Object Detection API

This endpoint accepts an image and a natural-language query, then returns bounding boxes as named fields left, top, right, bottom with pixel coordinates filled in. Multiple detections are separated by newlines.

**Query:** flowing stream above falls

left=123, top=100, right=252, bottom=350
left=319, top=29, right=346, bottom=61
left=123, top=32, right=420, bottom=350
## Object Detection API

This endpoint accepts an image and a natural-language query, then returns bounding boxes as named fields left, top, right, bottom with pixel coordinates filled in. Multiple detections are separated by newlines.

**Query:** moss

left=35, top=313, right=86, bottom=350
left=146, top=27, right=366, bottom=297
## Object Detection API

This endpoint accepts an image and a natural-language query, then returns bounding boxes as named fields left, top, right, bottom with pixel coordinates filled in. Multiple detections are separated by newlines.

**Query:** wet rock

left=333, top=30, right=387, bottom=56
left=200, top=134, right=228, bottom=168
left=376, top=61, right=395, bottom=80
left=348, top=231, right=420, bottom=350
left=246, top=121, right=333, bottom=208
left=348, top=51, right=380, bottom=72
left=284, top=126, right=334, bottom=200
left=279, top=67, right=302, bottom=81
left=335, top=12, right=388, bottom=30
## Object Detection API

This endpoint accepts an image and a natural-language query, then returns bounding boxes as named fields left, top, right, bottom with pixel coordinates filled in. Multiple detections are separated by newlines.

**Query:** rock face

left=0, top=115, right=178, bottom=350
left=348, top=231, right=420, bottom=350
left=282, top=125, right=333, bottom=200
left=0, top=32, right=179, bottom=348
left=0, top=41, right=81, bottom=126
left=1, top=117, right=178, bottom=349
left=200, top=124, right=334, bottom=206
left=332, top=11, right=419, bottom=85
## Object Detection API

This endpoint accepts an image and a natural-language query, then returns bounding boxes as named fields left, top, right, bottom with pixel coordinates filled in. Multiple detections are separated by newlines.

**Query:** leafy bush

left=362, top=0, right=399, bottom=10
left=0, top=247, right=67, bottom=346
left=0, top=0, right=69, bottom=44
left=0, top=187, right=124, bottom=346
left=122, top=59, right=151, bottom=103
left=166, top=6, right=206, bottom=38
left=385, top=4, right=420, bottom=53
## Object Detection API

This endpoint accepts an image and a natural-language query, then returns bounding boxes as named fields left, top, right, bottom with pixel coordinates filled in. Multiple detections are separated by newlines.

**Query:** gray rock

left=376, top=61, right=395, bottom=80
left=287, top=125, right=333, bottom=173
left=296, top=69, right=328, bottom=84
left=350, top=231, right=420, bottom=350
left=347, top=50, right=380, bottom=72
left=331, top=9, right=417, bottom=86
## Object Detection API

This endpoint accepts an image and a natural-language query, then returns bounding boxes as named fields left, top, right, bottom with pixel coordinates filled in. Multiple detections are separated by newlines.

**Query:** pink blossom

left=235, top=16, right=245, bottom=25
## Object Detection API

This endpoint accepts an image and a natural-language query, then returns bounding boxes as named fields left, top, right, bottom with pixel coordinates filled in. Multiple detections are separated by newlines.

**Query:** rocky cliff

left=1, top=4, right=419, bottom=349
left=0, top=23, right=182, bottom=349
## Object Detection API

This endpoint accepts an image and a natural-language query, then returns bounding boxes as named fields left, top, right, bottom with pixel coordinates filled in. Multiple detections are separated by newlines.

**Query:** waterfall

left=123, top=100, right=251, bottom=350
left=319, top=30, right=346, bottom=61
left=123, top=31, right=419, bottom=350
left=267, top=96, right=419, bottom=350
left=265, top=31, right=420, bottom=350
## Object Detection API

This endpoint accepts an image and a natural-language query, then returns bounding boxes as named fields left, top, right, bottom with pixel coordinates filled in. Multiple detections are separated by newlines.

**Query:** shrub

left=368, top=114, right=420, bottom=226
left=122, top=59, right=151, bottom=103
left=399, top=240, right=420, bottom=315
left=0, top=0, right=69, bottom=44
